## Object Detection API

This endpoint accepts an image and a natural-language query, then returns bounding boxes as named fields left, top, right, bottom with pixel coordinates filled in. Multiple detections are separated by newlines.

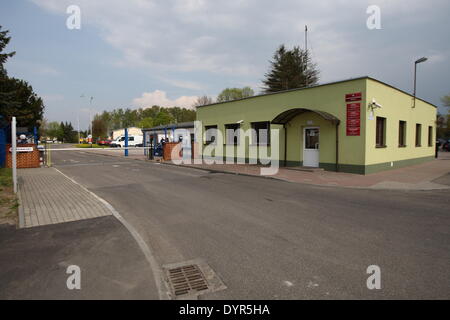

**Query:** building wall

left=197, top=78, right=367, bottom=168
left=364, top=79, right=436, bottom=173
left=196, top=77, right=436, bottom=174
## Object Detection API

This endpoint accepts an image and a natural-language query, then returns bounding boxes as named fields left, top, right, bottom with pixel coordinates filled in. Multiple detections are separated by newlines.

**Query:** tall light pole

left=413, top=57, right=427, bottom=108
left=89, top=96, right=94, bottom=145
left=80, top=94, right=95, bottom=144
left=77, top=115, right=80, bottom=144
left=80, top=94, right=86, bottom=142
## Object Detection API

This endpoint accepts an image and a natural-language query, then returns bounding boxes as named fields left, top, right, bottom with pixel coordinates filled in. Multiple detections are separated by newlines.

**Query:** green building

left=196, top=77, right=437, bottom=174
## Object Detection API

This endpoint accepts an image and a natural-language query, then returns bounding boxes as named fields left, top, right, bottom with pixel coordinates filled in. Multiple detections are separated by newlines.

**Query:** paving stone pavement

left=18, top=167, right=112, bottom=228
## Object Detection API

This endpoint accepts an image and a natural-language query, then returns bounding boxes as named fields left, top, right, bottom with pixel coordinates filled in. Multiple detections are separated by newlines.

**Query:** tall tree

left=436, top=113, right=450, bottom=139
left=193, top=95, right=214, bottom=107
left=138, top=117, right=153, bottom=128
left=0, top=26, right=44, bottom=128
left=92, top=116, right=107, bottom=139
left=94, top=105, right=196, bottom=131
left=1, top=78, right=44, bottom=127
left=0, top=26, right=15, bottom=76
left=46, top=122, right=62, bottom=140
left=441, top=94, right=450, bottom=109
left=153, top=110, right=175, bottom=126
left=262, top=44, right=319, bottom=93
left=217, top=87, right=254, bottom=102
left=0, top=26, right=19, bottom=120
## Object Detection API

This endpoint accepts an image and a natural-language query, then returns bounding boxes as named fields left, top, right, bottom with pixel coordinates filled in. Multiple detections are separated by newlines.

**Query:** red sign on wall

left=345, top=92, right=362, bottom=102
left=346, top=127, right=360, bottom=136
left=346, top=102, right=361, bottom=136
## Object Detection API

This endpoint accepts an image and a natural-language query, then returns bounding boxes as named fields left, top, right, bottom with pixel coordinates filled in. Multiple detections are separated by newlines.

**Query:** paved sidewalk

left=18, top=167, right=112, bottom=228
left=87, top=147, right=450, bottom=190
left=172, top=153, right=450, bottom=190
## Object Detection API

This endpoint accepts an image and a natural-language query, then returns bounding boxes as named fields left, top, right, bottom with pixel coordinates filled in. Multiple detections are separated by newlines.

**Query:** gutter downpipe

left=335, top=121, right=340, bottom=172
left=284, top=124, right=287, bottom=167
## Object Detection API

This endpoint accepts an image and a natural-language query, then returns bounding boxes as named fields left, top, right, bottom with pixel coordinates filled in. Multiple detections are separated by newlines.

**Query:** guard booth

left=142, top=122, right=195, bottom=160
left=4, top=126, right=41, bottom=169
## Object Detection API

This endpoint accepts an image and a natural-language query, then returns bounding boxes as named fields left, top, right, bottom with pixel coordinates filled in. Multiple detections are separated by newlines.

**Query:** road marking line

left=53, top=167, right=169, bottom=300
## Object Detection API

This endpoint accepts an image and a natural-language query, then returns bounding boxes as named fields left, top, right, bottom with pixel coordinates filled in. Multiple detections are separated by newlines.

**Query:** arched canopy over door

left=271, top=108, right=340, bottom=125
left=271, top=108, right=341, bottom=171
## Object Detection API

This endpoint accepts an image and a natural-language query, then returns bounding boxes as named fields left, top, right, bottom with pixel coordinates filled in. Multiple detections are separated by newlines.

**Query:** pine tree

left=0, top=26, right=15, bottom=75
left=0, top=26, right=44, bottom=128
left=262, top=45, right=319, bottom=93
left=0, top=26, right=19, bottom=118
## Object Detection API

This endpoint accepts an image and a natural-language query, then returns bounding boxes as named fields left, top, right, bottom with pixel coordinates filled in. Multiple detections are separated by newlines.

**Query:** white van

left=111, top=135, right=143, bottom=148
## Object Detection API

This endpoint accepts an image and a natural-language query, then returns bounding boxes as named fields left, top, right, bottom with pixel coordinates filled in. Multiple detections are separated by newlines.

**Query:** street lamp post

left=413, top=57, right=427, bottom=108
left=80, top=94, right=94, bottom=145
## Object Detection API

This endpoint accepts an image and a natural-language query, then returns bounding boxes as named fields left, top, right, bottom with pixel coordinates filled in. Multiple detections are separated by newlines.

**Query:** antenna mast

left=305, top=25, right=308, bottom=87
left=305, top=25, right=308, bottom=53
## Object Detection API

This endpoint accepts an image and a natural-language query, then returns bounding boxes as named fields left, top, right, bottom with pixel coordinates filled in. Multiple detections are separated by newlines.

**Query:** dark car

left=443, top=140, right=450, bottom=152
left=154, top=143, right=163, bottom=156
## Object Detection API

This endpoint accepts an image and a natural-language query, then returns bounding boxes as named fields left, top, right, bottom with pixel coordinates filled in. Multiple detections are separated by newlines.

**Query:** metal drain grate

left=167, top=264, right=209, bottom=297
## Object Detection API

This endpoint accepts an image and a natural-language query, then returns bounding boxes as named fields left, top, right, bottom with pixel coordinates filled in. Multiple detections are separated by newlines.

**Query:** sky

left=1, top=0, right=449, bottom=130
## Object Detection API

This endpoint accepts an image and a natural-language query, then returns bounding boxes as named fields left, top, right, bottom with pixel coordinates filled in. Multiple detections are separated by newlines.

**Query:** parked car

left=110, top=135, right=143, bottom=148
left=442, top=140, right=450, bottom=152
left=97, top=139, right=112, bottom=146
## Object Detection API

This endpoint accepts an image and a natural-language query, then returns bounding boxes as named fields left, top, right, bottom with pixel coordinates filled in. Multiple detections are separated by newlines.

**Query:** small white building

left=111, top=127, right=143, bottom=140
left=142, top=122, right=195, bottom=144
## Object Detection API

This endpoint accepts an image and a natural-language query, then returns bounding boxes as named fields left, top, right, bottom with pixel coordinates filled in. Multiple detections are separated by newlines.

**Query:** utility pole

left=305, top=25, right=308, bottom=87
left=124, top=127, right=128, bottom=157
left=77, top=114, right=80, bottom=144
left=413, top=57, right=427, bottom=108
left=80, top=94, right=95, bottom=144
left=89, top=96, right=94, bottom=146
left=305, top=25, right=308, bottom=53
left=11, top=117, right=17, bottom=194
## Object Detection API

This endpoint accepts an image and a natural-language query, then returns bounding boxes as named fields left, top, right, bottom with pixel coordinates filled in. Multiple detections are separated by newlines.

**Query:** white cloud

left=159, top=77, right=205, bottom=91
left=132, top=90, right=198, bottom=109
left=31, top=0, right=450, bottom=103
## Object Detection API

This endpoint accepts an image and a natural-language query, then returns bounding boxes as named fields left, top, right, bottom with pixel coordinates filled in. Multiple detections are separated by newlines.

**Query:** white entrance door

left=303, top=127, right=319, bottom=167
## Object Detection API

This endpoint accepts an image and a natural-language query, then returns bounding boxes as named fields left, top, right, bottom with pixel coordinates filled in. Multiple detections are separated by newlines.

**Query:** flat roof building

left=142, top=121, right=195, bottom=144
left=196, top=76, right=437, bottom=174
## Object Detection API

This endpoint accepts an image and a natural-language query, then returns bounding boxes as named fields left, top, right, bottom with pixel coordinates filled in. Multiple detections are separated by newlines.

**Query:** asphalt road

left=48, top=145, right=450, bottom=299
left=0, top=216, right=157, bottom=299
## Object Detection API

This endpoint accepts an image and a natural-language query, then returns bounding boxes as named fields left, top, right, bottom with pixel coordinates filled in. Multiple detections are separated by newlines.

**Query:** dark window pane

left=428, top=126, right=433, bottom=147
left=205, top=125, right=217, bottom=144
left=399, top=121, right=406, bottom=147
left=251, top=121, right=270, bottom=145
left=376, top=117, right=385, bottom=147
left=225, top=123, right=240, bottom=145
left=305, top=128, right=319, bottom=149
left=416, top=124, right=421, bottom=147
